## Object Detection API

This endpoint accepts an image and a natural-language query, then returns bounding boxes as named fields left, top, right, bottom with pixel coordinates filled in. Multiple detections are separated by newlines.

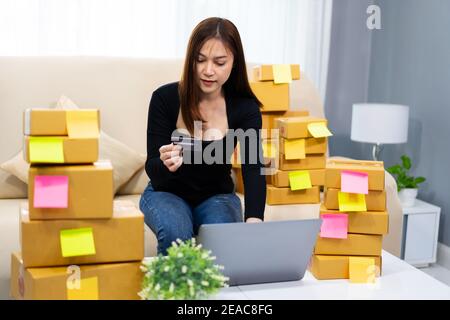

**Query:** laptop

left=197, top=219, right=322, bottom=286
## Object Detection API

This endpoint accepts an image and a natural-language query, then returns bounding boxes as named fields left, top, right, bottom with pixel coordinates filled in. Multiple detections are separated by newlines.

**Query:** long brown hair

left=179, top=17, right=261, bottom=134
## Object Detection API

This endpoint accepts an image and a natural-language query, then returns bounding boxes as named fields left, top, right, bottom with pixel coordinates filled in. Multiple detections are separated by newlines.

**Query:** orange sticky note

left=67, top=277, right=99, bottom=300
left=284, top=139, right=305, bottom=160
left=60, top=227, right=96, bottom=258
left=338, top=191, right=367, bottom=212
left=349, top=257, right=377, bottom=283
left=66, top=110, right=99, bottom=138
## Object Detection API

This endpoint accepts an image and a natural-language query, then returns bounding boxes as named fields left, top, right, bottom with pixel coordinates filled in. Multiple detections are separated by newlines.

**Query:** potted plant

left=138, top=238, right=229, bottom=300
left=387, top=155, right=426, bottom=207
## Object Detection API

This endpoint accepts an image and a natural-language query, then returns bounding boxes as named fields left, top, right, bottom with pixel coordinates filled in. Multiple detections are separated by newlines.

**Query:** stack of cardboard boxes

left=309, top=159, right=389, bottom=282
left=10, top=109, right=144, bottom=300
left=232, top=64, right=333, bottom=205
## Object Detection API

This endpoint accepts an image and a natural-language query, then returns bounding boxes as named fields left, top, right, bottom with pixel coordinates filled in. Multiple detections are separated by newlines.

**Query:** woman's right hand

left=159, top=143, right=183, bottom=172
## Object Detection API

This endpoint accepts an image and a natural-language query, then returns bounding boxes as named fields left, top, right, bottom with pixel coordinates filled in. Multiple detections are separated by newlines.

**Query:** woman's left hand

left=246, top=217, right=263, bottom=223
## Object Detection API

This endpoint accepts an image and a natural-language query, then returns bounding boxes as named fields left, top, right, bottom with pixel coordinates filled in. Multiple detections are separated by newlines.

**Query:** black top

left=144, top=82, right=266, bottom=220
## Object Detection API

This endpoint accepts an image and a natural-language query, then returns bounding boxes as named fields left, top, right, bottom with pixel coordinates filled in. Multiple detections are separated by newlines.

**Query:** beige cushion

left=0, top=168, right=27, bottom=199
left=0, top=95, right=146, bottom=195
left=117, top=167, right=149, bottom=195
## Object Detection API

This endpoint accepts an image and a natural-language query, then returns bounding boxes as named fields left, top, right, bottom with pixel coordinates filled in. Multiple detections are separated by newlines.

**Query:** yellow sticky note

left=288, top=171, right=312, bottom=190
left=262, top=141, right=277, bottom=158
left=338, top=192, right=367, bottom=212
left=349, top=257, right=377, bottom=283
left=60, top=227, right=96, bottom=258
left=273, top=64, right=292, bottom=84
left=307, top=122, right=333, bottom=138
left=66, top=110, right=99, bottom=138
left=29, top=137, right=64, bottom=163
left=67, top=277, right=99, bottom=300
left=284, top=139, right=305, bottom=160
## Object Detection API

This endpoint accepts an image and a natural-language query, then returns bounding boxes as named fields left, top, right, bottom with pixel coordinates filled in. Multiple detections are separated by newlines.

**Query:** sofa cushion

left=0, top=168, right=27, bottom=199
left=0, top=95, right=146, bottom=195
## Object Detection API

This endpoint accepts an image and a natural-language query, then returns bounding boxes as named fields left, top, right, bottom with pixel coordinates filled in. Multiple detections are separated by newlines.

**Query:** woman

left=139, top=17, right=266, bottom=255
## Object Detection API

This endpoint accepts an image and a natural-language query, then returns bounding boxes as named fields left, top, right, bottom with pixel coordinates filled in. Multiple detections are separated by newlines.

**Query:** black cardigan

left=144, top=82, right=266, bottom=220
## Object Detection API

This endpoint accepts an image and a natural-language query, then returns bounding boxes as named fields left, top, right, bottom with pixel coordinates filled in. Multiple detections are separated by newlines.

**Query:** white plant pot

left=398, top=188, right=418, bottom=207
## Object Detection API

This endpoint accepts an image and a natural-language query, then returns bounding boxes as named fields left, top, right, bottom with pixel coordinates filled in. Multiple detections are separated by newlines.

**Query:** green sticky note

left=288, top=171, right=312, bottom=190
left=60, top=227, right=96, bottom=258
left=29, top=137, right=64, bottom=163
left=273, top=64, right=292, bottom=84
left=338, top=192, right=367, bottom=212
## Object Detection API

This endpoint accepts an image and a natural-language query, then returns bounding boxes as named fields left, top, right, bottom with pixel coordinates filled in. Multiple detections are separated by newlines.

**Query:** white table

left=215, top=250, right=450, bottom=300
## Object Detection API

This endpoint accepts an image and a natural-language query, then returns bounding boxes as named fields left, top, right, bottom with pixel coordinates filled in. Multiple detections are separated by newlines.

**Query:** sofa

left=0, top=57, right=403, bottom=300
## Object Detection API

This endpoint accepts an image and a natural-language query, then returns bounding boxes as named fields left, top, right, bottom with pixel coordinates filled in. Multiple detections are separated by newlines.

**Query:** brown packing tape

left=320, top=204, right=389, bottom=235
left=314, top=233, right=383, bottom=256
left=28, top=161, right=113, bottom=220
left=324, top=187, right=386, bottom=211
left=10, top=252, right=142, bottom=300
left=252, top=64, right=301, bottom=81
left=309, top=255, right=382, bottom=280
left=20, top=200, right=144, bottom=268
left=266, top=185, right=320, bottom=205
left=325, top=159, right=385, bottom=191
left=24, top=135, right=99, bottom=164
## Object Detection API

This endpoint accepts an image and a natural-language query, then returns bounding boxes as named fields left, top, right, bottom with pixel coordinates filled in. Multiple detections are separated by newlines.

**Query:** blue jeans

left=139, top=183, right=243, bottom=255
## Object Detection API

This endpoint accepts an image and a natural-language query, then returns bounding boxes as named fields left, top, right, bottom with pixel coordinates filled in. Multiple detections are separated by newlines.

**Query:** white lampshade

left=351, top=103, right=409, bottom=144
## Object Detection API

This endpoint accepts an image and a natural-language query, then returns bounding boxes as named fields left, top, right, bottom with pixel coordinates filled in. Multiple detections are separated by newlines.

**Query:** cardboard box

left=267, top=169, right=325, bottom=187
left=261, top=110, right=309, bottom=139
left=320, top=205, right=389, bottom=235
left=280, top=137, right=327, bottom=155
left=28, top=161, right=113, bottom=220
left=20, top=200, right=144, bottom=268
left=252, top=64, right=300, bottom=81
left=250, top=81, right=289, bottom=112
left=24, top=135, right=98, bottom=164
left=279, top=154, right=326, bottom=171
left=266, top=185, right=320, bottom=205
left=309, top=255, right=382, bottom=280
left=276, top=116, right=329, bottom=139
left=314, top=233, right=383, bottom=256
left=23, top=109, right=100, bottom=136
left=10, top=252, right=142, bottom=300
left=325, top=159, right=385, bottom=191
left=324, top=187, right=386, bottom=211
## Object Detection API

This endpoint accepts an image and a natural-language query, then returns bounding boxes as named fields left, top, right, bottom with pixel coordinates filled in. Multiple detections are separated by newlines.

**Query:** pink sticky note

left=320, top=213, right=348, bottom=239
left=341, top=170, right=369, bottom=194
left=34, top=175, right=69, bottom=208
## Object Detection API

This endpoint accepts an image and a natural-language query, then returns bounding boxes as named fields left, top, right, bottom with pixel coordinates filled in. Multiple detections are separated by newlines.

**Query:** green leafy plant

left=138, top=238, right=229, bottom=300
left=387, top=155, right=426, bottom=191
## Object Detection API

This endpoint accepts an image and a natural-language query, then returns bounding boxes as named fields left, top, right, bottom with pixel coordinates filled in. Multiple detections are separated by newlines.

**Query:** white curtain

left=0, top=0, right=332, bottom=99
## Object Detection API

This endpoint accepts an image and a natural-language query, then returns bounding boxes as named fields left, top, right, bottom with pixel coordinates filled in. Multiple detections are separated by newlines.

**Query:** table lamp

left=351, top=103, right=409, bottom=160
